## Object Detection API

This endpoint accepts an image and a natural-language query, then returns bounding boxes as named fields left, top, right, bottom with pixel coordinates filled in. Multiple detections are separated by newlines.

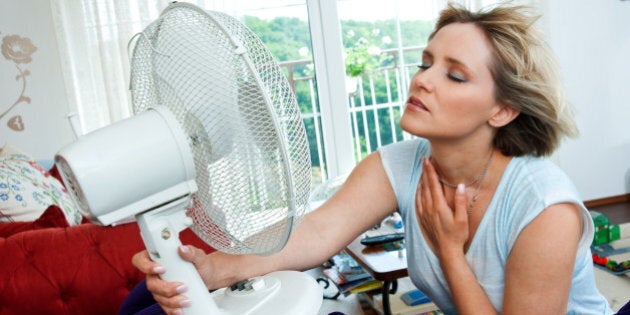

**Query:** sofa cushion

left=0, top=144, right=82, bottom=225
left=0, top=205, right=69, bottom=238
left=0, top=222, right=147, bottom=315
left=0, top=209, right=214, bottom=315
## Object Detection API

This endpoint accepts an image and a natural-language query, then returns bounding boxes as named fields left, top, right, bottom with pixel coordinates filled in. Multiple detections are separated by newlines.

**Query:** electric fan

left=54, top=2, right=322, bottom=314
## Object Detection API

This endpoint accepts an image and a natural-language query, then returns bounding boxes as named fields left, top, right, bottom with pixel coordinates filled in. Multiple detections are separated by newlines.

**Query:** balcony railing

left=278, top=46, right=424, bottom=186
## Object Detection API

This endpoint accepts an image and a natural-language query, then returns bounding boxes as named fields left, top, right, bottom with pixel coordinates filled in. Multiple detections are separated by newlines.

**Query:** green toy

left=591, top=211, right=621, bottom=246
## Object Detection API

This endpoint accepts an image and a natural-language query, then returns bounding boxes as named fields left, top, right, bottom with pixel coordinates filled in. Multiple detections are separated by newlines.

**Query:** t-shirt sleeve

left=501, top=158, right=592, bottom=256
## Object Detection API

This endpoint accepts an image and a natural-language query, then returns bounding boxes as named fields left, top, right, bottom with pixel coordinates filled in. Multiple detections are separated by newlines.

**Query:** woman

left=131, top=3, right=614, bottom=314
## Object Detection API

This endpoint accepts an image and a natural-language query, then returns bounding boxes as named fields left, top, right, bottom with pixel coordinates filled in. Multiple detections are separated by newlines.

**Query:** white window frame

left=306, top=0, right=356, bottom=178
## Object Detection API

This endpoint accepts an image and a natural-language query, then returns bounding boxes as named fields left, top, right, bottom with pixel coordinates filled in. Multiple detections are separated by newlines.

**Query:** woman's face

left=400, top=22, right=502, bottom=141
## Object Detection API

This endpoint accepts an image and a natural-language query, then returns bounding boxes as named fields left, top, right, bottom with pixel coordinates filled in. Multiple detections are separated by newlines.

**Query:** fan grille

left=130, top=3, right=311, bottom=255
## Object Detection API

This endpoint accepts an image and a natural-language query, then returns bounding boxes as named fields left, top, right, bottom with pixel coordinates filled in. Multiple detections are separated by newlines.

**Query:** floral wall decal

left=1, top=32, right=37, bottom=132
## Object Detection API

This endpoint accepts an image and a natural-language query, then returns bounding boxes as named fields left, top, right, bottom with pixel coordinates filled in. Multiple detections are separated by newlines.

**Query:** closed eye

left=448, top=73, right=467, bottom=83
left=417, top=60, right=468, bottom=83
left=417, top=63, right=430, bottom=71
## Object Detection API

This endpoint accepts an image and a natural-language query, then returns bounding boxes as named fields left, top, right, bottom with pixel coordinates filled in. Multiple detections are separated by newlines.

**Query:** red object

left=0, top=205, right=70, bottom=235
left=0, top=205, right=214, bottom=315
left=592, top=253, right=608, bottom=266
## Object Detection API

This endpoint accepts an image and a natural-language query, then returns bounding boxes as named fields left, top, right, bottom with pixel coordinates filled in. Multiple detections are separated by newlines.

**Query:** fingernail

left=176, top=284, right=188, bottom=294
left=180, top=299, right=192, bottom=308
left=179, top=245, right=190, bottom=253
left=457, top=183, right=465, bottom=194
left=153, top=266, right=166, bottom=274
left=173, top=309, right=183, bottom=315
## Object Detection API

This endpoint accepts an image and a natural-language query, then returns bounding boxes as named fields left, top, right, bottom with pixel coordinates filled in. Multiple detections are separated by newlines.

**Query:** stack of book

left=371, top=290, right=440, bottom=315
left=323, top=253, right=382, bottom=296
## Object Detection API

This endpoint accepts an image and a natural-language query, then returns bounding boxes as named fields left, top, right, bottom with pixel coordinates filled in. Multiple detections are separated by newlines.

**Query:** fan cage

left=129, top=3, right=311, bottom=255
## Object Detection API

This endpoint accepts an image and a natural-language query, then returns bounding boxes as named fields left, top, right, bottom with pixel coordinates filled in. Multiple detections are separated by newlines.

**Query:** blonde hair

left=430, top=3, right=578, bottom=156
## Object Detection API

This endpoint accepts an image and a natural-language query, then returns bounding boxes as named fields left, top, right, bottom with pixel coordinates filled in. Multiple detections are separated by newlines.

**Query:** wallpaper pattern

left=0, top=32, right=37, bottom=132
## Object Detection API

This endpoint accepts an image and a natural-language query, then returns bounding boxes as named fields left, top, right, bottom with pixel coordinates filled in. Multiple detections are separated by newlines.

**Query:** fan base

left=210, top=270, right=322, bottom=315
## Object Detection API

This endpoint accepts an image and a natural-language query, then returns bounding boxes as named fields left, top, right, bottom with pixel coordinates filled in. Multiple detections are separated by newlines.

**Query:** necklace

left=437, top=150, right=494, bottom=214
left=438, top=149, right=494, bottom=188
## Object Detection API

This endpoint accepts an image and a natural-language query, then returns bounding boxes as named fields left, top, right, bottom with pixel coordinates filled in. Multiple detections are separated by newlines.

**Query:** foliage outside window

left=344, top=31, right=392, bottom=77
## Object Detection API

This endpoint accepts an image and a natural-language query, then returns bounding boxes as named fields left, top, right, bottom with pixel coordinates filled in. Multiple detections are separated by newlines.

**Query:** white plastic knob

left=251, top=278, right=266, bottom=291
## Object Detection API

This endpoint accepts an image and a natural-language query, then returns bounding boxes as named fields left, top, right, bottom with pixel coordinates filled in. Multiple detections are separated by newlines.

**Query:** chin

left=400, top=118, right=437, bottom=141
left=399, top=115, right=420, bottom=137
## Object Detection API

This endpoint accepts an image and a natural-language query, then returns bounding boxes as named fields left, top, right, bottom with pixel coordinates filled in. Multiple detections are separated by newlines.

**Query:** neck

left=430, top=142, right=496, bottom=187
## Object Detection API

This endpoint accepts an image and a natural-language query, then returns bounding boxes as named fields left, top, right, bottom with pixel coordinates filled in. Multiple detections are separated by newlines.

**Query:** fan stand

left=136, top=196, right=323, bottom=315
left=136, top=196, right=222, bottom=314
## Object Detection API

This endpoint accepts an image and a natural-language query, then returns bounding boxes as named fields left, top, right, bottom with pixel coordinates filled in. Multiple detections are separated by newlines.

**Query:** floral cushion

left=0, top=144, right=82, bottom=225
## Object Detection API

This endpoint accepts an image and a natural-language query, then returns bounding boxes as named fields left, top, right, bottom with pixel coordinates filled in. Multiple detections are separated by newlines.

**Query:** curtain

left=51, top=0, right=227, bottom=134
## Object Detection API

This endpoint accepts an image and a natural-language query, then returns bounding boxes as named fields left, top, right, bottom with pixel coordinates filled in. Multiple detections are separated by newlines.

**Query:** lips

left=406, top=96, right=429, bottom=112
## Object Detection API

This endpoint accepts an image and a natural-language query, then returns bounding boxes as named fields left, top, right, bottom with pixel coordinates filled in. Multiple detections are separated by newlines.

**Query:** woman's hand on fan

left=132, top=246, right=208, bottom=314
left=177, top=244, right=223, bottom=288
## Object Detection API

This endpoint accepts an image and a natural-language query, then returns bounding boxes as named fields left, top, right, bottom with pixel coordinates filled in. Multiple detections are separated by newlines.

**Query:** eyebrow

left=423, top=49, right=470, bottom=70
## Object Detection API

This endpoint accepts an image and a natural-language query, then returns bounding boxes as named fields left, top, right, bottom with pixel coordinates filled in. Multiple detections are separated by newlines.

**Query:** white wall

left=543, top=0, right=630, bottom=200
left=0, top=0, right=75, bottom=160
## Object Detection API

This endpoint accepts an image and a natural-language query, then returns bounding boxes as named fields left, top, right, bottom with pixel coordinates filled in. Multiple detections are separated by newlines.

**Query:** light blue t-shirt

left=378, top=139, right=612, bottom=314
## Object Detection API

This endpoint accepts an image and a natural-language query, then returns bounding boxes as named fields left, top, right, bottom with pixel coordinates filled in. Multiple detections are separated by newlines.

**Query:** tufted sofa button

left=90, top=240, right=101, bottom=252
left=60, top=289, right=71, bottom=301
left=23, top=249, right=34, bottom=263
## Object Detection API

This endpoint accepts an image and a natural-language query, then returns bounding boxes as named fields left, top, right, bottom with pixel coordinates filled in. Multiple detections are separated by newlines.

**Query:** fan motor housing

left=55, top=107, right=197, bottom=225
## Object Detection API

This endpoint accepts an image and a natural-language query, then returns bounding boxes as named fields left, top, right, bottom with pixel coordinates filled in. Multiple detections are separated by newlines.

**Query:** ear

left=488, top=104, right=520, bottom=128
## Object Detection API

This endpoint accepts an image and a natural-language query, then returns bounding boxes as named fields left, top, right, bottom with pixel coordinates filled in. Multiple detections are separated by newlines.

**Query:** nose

left=410, top=67, right=435, bottom=92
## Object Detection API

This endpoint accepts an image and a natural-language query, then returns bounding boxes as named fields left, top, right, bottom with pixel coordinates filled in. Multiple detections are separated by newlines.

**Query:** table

left=345, top=236, right=407, bottom=315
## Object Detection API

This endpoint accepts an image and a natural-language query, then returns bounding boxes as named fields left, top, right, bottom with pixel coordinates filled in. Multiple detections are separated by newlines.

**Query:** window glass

left=229, top=1, right=327, bottom=187
left=337, top=0, right=447, bottom=161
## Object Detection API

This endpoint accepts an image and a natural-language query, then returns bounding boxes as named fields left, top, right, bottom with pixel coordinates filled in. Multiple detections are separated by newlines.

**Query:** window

left=52, top=0, right=530, bottom=187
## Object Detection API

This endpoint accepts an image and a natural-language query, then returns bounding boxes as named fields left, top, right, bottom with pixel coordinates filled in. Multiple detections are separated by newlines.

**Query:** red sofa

left=0, top=151, right=216, bottom=314
left=0, top=204, right=213, bottom=315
